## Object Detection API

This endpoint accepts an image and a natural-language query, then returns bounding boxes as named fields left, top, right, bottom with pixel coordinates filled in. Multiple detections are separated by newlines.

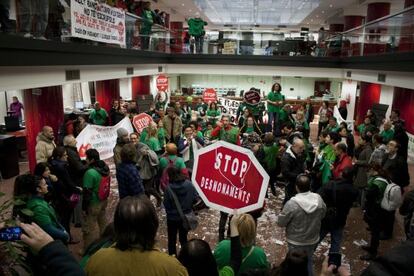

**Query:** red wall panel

left=23, top=86, right=64, bottom=171
left=344, top=16, right=365, bottom=31
left=170, top=21, right=183, bottom=53
left=366, top=2, right=390, bottom=22
left=95, top=79, right=120, bottom=123
left=356, top=82, right=381, bottom=124
left=329, top=24, right=344, bottom=33
left=131, top=76, right=150, bottom=99
left=393, top=87, right=414, bottom=134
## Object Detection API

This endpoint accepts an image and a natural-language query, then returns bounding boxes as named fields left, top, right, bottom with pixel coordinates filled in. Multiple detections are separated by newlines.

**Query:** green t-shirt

left=368, top=176, right=388, bottom=204
left=267, top=91, right=285, bottom=113
left=214, top=240, right=269, bottom=274
left=140, top=10, right=154, bottom=35
left=380, top=129, right=394, bottom=143
left=83, top=168, right=103, bottom=205
left=158, top=128, right=166, bottom=148
left=90, top=109, right=108, bottom=126
left=145, top=137, right=161, bottom=152
left=140, top=129, right=148, bottom=143
left=27, top=197, right=60, bottom=229
left=159, top=154, right=186, bottom=171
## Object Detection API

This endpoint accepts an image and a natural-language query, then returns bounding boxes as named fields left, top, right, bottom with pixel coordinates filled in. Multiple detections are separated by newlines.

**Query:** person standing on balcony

left=19, top=0, right=49, bottom=39
left=267, top=83, right=285, bottom=136
left=187, top=13, right=207, bottom=54
left=140, top=1, right=155, bottom=50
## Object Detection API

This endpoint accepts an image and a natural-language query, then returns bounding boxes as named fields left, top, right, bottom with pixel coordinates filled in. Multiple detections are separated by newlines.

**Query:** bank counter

left=170, top=95, right=338, bottom=115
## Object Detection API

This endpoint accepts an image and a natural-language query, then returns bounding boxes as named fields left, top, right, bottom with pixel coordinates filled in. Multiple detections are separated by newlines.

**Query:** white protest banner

left=218, top=97, right=242, bottom=123
left=71, top=0, right=126, bottom=46
left=76, top=117, right=133, bottom=160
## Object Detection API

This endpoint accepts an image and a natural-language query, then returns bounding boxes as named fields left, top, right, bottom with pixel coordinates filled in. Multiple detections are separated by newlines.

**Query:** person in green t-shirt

left=239, top=116, right=262, bottom=138
left=214, top=214, right=269, bottom=274
left=267, top=83, right=285, bottom=135
left=82, top=149, right=110, bottom=251
left=379, top=120, right=394, bottom=143
left=89, top=102, right=108, bottom=126
left=143, top=124, right=162, bottom=154
left=207, top=102, right=221, bottom=127
left=177, top=213, right=242, bottom=276
left=187, top=15, right=207, bottom=53
left=140, top=1, right=155, bottom=50
left=159, top=143, right=187, bottom=174
left=157, top=120, right=166, bottom=151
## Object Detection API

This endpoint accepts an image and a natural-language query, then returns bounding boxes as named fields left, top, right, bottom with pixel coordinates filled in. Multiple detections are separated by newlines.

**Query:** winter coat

left=319, top=178, right=358, bottom=229
left=64, top=145, right=87, bottom=186
left=38, top=240, right=86, bottom=276
left=116, top=162, right=144, bottom=199
left=163, top=180, right=197, bottom=221
left=136, top=142, right=159, bottom=180
left=49, top=159, right=80, bottom=200
left=163, top=115, right=183, bottom=141
left=113, top=141, right=125, bottom=166
left=383, top=154, right=410, bottom=188
left=35, top=133, right=56, bottom=163
left=354, top=144, right=373, bottom=188
left=361, top=240, right=414, bottom=276
left=277, top=191, right=326, bottom=246
left=281, top=146, right=306, bottom=187
left=332, top=153, right=352, bottom=179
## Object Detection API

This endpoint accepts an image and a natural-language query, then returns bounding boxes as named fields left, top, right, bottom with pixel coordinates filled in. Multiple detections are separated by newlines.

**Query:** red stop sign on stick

left=203, top=88, right=217, bottom=103
left=132, top=113, right=153, bottom=133
left=156, top=75, right=169, bottom=91
left=192, top=141, right=269, bottom=214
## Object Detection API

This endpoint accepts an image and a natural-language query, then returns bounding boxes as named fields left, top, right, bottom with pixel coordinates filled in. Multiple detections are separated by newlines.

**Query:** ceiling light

left=181, top=3, right=185, bottom=6
left=311, top=19, right=313, bottom=22
left=322, top=10, right=325, bottom=14
left=329, top=4, right=333, bottom=8
left=316, top=15, right=319, bottom=18
left=189, top=9, right=192, bottom=12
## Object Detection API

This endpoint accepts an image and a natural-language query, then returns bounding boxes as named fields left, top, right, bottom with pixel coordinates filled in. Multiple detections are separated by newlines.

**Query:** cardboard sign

left=203, top=88, right=217, bottom=103
left=156, top=75, right=169, bottom=91
left=192, top=141, right=269, bottom=214
left=76, top=117, right=133, bottom=160
left=132, top=113, right=154, bottom=133
left=218, top=97, right=242, bottom=123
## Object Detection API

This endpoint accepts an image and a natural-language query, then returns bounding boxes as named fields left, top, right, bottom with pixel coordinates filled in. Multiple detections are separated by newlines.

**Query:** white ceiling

left=152, top=0, right=406, bottom=30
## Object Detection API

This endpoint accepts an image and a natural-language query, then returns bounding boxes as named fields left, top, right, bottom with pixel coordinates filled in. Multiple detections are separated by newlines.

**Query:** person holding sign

left=211, top=115, right=240, bottom=146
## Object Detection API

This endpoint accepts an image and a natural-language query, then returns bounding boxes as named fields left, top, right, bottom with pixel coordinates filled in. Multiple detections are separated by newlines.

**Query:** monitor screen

left=75, top=101, right=84, bottom=109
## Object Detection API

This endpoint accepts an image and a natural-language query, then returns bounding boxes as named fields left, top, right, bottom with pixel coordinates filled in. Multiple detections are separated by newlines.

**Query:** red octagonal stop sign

left=132, top=113, right=153, bottom=133
left=192, top=141, right=269, bottom=214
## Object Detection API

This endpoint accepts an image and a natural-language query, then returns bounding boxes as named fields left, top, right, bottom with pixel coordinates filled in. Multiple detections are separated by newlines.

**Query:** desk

left=0, top=135, right=19, bottom=179
left=7, top=129, right=27, bottom=153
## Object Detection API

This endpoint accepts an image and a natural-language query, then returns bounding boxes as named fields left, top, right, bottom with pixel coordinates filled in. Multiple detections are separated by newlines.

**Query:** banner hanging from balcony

left=71, top=0, right=126, bottom=46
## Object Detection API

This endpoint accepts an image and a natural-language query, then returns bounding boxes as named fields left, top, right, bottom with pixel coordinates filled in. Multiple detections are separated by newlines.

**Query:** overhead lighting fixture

left=181, top=3, right=185, bottom=6
left=322, top=10, right=325, bottom=14
left=189, top=9, right=192, bottom=12
left=329, top=4, right=333, bottom=8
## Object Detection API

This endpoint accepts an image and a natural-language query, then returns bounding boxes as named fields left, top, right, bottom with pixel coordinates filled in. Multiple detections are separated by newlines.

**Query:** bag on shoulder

left=380, top=179, right=402, bottom=211
left=98, top=175, right=111, bottom=201
left=160, top=157, right=177, bottom=191
left=167, top=186, right=198, bottom=231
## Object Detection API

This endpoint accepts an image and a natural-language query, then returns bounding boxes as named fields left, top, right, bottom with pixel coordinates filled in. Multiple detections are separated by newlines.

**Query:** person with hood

left=163, top=167, right=198, bottom=256
left=36, top=126, right=56, bottom=163
left=281, top=138, right=306, bottom=204
left=82, top=148, right=110, bottom=251
left=116, top=143, right=144, bottom=199
left=187, top=14, right=207, bottom=54
left=277, top=174, right=326, bottom=276
left=49, top=146, right=82, bottom=244
left=113, top=127, right=130, bottom=166
left=267, top=82, right=285, bottom=136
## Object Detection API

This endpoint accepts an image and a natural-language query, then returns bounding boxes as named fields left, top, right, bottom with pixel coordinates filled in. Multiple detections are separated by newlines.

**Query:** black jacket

left=38, top=240, right=85, bottom=276
left=49, top=159, right=80, bottom=198
left=319, top=178, right=358, bottom=228
left=394, top=130, right=409, bottom=161
left=399, top=190, right=414, bottom=238
left=163, top=179, right=197, bottom=221
left=64, top=145, right=87, bottom=186
left=281, top=146, right=306, bottom=186
left=345, top=133, right=355, bottom=157
left=383, top=154, right=410, bottom=188
left=361, top=240, right=414, bottom=276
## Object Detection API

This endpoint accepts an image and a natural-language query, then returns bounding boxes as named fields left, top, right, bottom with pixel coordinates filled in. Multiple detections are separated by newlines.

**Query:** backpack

left=379, top=177, right=402, bottom=211
left=98, top=175, right=111, bottom=201
left=160, top=157, right=177, bottom=191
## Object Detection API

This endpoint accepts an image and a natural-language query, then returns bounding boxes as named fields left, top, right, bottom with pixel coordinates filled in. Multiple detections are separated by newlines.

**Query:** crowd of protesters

left=4, top=83, right=414, bottom=276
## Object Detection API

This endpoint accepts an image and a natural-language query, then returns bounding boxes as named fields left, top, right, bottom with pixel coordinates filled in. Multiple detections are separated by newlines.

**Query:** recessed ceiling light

left=316, top=15, right=319, bottom=18
left=329, top=4, right=333, bottom=8
left=181, top=3, right=185, bottom=6
left=311, top=19, right=313, bottom=22
left=189, top=9, right=192, bottom=12
left=322, top=10, right=325, bottom=14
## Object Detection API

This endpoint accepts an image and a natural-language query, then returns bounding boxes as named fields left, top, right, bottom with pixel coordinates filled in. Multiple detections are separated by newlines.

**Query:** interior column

left=356, top=82, right=381, bottom=124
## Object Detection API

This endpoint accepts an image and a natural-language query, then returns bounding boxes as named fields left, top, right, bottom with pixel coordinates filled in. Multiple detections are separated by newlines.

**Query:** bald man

left=281, top=138, right=307, bottom=204
left=35, top=126, right=56, bottom=163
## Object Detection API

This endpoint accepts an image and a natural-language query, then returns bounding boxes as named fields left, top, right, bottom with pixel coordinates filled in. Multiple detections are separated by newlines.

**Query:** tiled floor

left=1, top=160, right=413, bottom=274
